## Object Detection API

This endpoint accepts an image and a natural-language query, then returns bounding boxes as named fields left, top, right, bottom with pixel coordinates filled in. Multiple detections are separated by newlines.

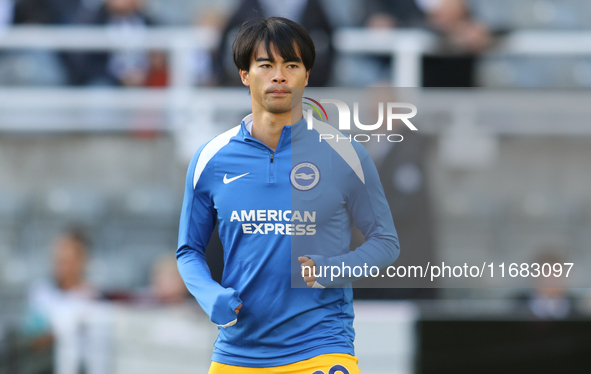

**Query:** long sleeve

left=306, top=143, right=400, bottom=287
left=176, top=145, right=242, bottom=326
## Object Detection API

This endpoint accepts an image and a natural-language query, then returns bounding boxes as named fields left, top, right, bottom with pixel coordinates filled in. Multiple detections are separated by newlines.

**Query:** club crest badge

left=290, top=162, right=320, bottom=191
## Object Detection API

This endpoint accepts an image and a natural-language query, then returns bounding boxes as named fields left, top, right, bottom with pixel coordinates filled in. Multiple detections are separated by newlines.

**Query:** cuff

left=211, top=288, right=242, bottom=326
left=304, top=254, right=329, bottom=287
left=312, top=281, right=325, bottom=289
left=218, top=318, right=237, bottom=328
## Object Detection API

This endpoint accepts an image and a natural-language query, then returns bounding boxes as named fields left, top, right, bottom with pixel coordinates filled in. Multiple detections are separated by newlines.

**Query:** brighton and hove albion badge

left=290, top=162, right=320, bottom=191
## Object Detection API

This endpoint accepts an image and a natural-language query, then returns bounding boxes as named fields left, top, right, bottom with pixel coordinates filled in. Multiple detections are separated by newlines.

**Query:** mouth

left=268, top=90, right=290, bottom=97
left=267, top=86, right=291, bottom=97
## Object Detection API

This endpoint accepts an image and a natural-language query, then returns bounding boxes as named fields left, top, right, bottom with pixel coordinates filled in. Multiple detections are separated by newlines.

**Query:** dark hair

left=64, top=226, right=91, bottom=250
left=233, top=17, right=316, bottom=72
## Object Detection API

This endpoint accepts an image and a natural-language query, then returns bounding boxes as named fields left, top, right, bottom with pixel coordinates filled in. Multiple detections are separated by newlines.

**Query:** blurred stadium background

left=1, top=0, right=591, bottom=373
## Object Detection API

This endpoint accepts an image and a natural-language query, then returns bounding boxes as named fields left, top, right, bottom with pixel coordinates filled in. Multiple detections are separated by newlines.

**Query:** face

left=152, top=261, right=188, bottom=304
left=53, top=237, right=86, bottom=287
left=239, top=42, right=310, bottom=115
left=107, top=0, right=143, bottom=15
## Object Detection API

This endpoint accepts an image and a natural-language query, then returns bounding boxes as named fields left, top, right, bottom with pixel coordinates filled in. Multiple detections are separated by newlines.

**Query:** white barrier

left=2, top=27, right=591, bottom=88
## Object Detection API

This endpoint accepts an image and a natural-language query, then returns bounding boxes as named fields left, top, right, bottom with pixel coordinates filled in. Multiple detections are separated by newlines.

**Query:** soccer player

left=177, top=17, right=399, bottom=373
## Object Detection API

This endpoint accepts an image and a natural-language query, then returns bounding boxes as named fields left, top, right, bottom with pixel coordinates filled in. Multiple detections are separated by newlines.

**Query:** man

left=177, top=17, right=399, bottom=373
left=215, top=0, right=333, bottom=87
left=361, top=0, right=491, bottom=87
left=25, top=230, right=109, bottom=374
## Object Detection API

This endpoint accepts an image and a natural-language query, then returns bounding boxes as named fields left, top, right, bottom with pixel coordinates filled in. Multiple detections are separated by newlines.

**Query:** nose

left=272, top=67, right=287, bottom=84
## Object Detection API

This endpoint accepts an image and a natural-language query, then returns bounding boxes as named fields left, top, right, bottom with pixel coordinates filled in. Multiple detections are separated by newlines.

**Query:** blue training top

left=177, top=113, right=399, bottom=367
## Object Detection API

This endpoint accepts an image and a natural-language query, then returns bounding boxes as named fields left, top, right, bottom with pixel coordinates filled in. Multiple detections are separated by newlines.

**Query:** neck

left=251, top=103, right=303, bottom=151
left=57, top=276, right=84, bottom=291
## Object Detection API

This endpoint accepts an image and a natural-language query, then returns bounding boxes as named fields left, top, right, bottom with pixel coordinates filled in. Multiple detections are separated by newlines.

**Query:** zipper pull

left=270, top=154, right=274, bottom=163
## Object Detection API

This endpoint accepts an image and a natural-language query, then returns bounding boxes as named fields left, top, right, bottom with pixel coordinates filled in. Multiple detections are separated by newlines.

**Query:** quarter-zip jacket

left=177, top=113, right=399, bottom=367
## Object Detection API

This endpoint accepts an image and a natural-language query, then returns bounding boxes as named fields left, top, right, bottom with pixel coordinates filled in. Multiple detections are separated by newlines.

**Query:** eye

left=287, top=64, right=299, bottom=69
left=260, top=64, right=272, bottom=68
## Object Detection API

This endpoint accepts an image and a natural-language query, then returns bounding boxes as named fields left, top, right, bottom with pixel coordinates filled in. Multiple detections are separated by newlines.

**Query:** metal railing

left=3, top=26, right=591, bottom=89
left=1, top=26, right=591, bottom=134
left=0, top=26, right=219, bottom=88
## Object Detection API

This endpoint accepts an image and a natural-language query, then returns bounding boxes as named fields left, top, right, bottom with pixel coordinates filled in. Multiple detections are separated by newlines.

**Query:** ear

left=304, top=70, right=310, bottom=87
left=239, top=69, right=250, bottom=87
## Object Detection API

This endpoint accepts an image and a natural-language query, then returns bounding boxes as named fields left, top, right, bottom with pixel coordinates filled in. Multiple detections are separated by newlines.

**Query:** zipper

left=244, top=126, right=285, bottom=184
left=269, top=151, right=276, bottom=183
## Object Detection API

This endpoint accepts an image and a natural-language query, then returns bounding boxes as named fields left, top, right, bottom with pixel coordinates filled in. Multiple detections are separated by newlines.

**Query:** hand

left=235, top=304, right=242, bottom=314
left=298, top=256, right=317, bottom=288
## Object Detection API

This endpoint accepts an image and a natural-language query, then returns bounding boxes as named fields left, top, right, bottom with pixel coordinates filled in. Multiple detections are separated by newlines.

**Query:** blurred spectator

left=134, top=255, right=190, bottom=305
left=514, top=249, right=577, bottom=319
left=215, top=0, right=334, bottom=86
left=150, top=255, right=189, bottom=304
left=364, top=0, right=425, bottom=28
left=144, top=50, right=169, bottom=87
left=62, top=0, right=155, bottom=86
left=23, top=229, right=110, bottom=374
left=23, top=230, right=97, bottom=343
left=362, top=0, right=492, bottom=87
left=424, top=0, right=491, bottom=54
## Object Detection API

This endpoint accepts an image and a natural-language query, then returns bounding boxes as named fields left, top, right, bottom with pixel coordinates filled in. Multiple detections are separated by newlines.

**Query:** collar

left=240, top=113, right=307, bottom=135
left=241, top=113, right=254, bottom=135
left=240, top=113, right=307, bottom=150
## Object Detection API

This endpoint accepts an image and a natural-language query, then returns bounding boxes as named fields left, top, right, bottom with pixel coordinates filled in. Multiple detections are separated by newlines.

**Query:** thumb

left=298, top=256, right=310, bottom=264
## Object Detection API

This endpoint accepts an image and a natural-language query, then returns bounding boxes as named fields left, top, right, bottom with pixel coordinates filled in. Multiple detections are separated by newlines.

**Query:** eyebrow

left=255, top=56, right=302, bottom=63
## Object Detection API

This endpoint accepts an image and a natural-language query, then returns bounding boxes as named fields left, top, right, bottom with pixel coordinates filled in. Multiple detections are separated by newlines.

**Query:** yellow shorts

left=208, top=353, right=360, bottom=374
